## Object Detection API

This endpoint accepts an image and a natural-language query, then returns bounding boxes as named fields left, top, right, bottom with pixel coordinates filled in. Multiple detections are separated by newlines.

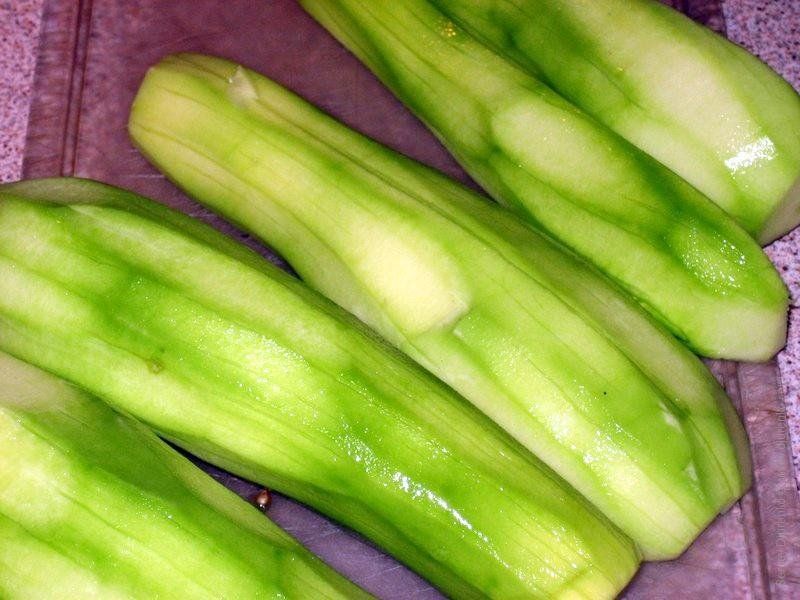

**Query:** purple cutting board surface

left=22, top=0, right=800, bottom=597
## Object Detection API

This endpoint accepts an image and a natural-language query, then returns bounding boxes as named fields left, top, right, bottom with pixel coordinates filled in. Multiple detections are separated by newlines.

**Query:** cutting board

left=22, top=0, right=800, bottom=597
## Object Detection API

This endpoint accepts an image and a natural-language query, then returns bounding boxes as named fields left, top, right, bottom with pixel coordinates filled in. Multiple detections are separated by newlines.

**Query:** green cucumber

left=0, top=351, right=365, bottom=599
left=0, top=177, right=639, bottom=599
left=430, top=0, right=800, bottom=243
left=128, top=54, right=751, bottom=559
left=295, top=0, right=788, bottom=361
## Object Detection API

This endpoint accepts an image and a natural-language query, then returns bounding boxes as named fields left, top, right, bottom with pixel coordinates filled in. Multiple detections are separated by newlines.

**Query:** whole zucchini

left=0, top=177, right=639, bottom=599
left=0, top=351, right=366, bottom=599
left=430, top=0, right=800, bottom=243
left=296, top=0, right=788, bottom=361
left=128, top=54, right=751, bottom=559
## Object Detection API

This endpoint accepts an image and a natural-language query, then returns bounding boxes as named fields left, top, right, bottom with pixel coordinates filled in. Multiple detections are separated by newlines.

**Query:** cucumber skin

left=0, top=352, right=366, bottom=600
left=0, top=178, right=640, bottom=600
left=430, top=0, right=800, bottom=243
left=128, top=54, right=751, bottom=560
left=297, top=0, right=788, bottom=362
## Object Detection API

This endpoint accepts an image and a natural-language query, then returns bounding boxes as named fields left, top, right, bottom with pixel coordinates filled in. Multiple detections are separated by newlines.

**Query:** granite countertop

left=1, top=0, right=799, bottom=494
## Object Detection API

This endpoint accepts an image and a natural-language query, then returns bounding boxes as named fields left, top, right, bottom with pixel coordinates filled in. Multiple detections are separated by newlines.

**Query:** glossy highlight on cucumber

left=297, top=0, right=788, bottom=362
left=128, top=54, right=752, bottom=560
left=430, top=0, right=800, bottom=243
left=0, top=351, right=366, bottom=599
left=0, top=177, right=639, bottom=599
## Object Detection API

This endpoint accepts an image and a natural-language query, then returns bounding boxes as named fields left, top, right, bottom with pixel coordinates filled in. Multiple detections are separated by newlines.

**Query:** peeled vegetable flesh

left=128, top=54, right=752, bottom=559
left=0, top=177, right=639, bottom=599
left=0, top=351, right=367, bottom=599
left=297, top=0, right=788, bottom=361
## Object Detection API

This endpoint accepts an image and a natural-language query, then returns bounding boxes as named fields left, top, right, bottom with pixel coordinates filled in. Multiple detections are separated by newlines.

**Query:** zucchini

left=0, top=351, right=365, bottom=599
left=430, top=0, right=800, bottom=243
left=0, top=178, right=639, bottom=599
left=295, top=0, right=788, bottom=361
left=128, top=54, right=751, bottom=559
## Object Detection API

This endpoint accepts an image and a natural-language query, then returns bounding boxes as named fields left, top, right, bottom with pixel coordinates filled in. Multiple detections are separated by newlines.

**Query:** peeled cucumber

left=296, top=0, right=788, bottom=361
left=0, top=177, right=639, bottom=599
left=430, top=0, right=800, bottom=243
left=128, top=53, right=752, bottom=559
left=0, top=351, right=366, bottom=599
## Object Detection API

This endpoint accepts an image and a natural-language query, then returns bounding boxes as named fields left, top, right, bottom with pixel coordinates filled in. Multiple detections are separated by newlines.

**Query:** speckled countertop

left=1, top=0, right=800, bottom=492
left=0, top=0, right=42, bottom=181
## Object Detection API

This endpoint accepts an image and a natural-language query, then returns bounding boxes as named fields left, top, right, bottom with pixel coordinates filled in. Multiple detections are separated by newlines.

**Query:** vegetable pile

left=130, top=53, right=750, bottom=560
left=2, top=0, right=799, bottom=597
left=0, top=177, right=638, bottom=598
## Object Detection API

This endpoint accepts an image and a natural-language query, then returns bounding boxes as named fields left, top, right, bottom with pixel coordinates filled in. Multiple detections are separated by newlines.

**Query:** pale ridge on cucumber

left=296, top=0, right=788, bottom=362
left=0, top=178, right=639, bottom=599
left=128, top=54, right=751, bottom=559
